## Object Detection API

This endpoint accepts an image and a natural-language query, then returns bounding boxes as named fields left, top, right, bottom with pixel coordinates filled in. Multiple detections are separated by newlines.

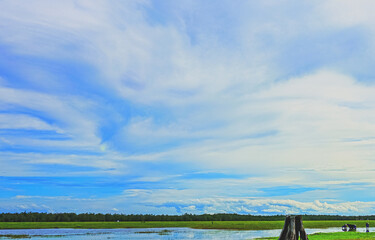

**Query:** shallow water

left=0, top=227, right=370, bottom=239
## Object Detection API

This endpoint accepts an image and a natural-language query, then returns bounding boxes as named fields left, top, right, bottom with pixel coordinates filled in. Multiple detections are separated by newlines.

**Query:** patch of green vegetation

left=257, top=231, right=375, bottom=240
left=0, top=220, right=374, bottom=231
left=158, top=229, right=172, bottom=235
left=134, top=231, right=156, bottom=234
left=134, top=229, right=172, bottom=235
left=0, top=235, right=30, bottom=239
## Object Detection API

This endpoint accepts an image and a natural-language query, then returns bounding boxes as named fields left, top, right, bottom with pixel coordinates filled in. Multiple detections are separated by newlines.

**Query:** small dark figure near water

left=347, top=224, right=357, bottom=231
left=366, top=222, right=370, bottom=232
left=342, top=224, right=347, bottom=232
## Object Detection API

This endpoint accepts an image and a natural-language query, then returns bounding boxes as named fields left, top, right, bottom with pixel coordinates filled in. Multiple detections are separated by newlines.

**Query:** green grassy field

left=259, top=232, right=375, bottom=240
left=0, top=220, right=374, bottom=230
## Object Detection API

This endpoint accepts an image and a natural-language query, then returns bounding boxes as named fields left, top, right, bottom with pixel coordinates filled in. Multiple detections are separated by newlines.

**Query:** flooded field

left=0, top=227, right=369, bottom=239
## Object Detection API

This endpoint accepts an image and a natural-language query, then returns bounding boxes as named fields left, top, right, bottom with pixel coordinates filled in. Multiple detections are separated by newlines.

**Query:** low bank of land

left=259, top=232, right=375, bottom=240
left=1, top=220, right=375, bottom=230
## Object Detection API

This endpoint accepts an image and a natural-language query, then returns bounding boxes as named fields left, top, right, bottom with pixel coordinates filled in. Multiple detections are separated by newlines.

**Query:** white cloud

left=171, top=198, right=370, bottom=215
left=0, top=113, right=58, bottom=131
left=1, top=0, right=375, bottom=213
left=319, top=0, right=375, bottom=29
left=0, top=85, right=100, bottom=148
left=129, top=70, right=375, bottom=175
left=0, top=0, right=276, bottom=106
left=2, top=187, right=375, bottom=214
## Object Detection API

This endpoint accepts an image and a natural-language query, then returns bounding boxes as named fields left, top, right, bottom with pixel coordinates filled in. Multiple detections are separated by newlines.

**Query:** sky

left=1, top=0, right=375, bottom=215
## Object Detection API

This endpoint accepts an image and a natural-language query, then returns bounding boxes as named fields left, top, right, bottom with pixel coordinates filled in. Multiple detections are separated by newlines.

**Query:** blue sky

left=1, top=0, right=375, bottom=215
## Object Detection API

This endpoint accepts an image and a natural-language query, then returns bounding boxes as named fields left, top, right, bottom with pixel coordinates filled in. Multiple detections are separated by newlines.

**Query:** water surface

left=0, top=227, right=370, bottom=239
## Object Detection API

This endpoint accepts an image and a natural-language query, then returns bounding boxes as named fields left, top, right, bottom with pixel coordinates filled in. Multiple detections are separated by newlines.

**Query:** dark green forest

left=0, top=212, right=374, bottom=222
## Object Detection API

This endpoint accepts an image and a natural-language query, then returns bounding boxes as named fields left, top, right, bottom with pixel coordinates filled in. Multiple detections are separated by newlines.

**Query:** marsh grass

left=258, top=231, right=375, bottom=240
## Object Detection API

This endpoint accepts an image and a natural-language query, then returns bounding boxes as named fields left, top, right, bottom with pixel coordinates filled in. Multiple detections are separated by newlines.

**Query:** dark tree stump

left=279, top=216, right=308, bottom=240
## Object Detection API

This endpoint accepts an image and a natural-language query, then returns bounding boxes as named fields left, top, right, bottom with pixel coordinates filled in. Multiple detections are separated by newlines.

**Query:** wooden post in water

left=279, top=215, right=308, bottom=240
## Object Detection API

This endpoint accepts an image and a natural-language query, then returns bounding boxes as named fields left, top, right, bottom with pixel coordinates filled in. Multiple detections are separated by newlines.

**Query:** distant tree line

left=0, top=212, right=374, bottom=222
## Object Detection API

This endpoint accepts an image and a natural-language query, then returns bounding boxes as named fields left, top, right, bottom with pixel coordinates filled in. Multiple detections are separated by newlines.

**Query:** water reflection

left=0, top=227, right=370, bottom=240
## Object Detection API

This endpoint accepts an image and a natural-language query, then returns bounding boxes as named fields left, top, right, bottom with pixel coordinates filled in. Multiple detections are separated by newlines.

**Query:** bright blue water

left=0, top=227, right=370, bottom=239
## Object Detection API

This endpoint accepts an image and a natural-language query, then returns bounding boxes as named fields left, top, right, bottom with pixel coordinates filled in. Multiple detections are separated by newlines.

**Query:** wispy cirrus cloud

left=1, top=0, right=375, bottom=214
